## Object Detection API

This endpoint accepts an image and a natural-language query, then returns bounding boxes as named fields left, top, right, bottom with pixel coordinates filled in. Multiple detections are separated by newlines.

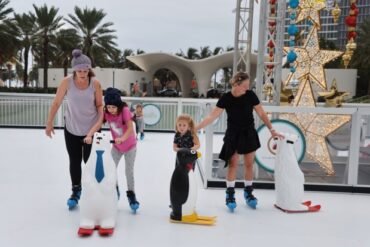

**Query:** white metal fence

left=0, top=93, right=227, bottom=131
left=1, top=93, right=370, bottom=189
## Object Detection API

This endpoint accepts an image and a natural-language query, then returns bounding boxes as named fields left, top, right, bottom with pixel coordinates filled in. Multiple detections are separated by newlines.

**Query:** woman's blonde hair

left=175, top=114, right=197, bottom=137
left=230, top=71, right=250, bottom=87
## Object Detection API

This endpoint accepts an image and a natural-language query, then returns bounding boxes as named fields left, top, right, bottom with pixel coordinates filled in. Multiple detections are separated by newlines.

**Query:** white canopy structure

left=127, top=51, right=257, bottom=97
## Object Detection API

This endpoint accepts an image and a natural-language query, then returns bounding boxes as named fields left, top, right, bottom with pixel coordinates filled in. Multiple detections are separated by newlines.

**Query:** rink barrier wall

left=206, top=181, right=370, bottom=193
left=0, top=93, right=226, bottom=132
left=1, top=93, right=370, bottom=193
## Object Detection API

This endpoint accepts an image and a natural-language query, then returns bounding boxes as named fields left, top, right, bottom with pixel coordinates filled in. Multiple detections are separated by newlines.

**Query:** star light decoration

left=283, top=26, right=343, bottom=90
left=296, top=0, right=326, bottom=29
left=280, top=77, right=351, bottom=175
left=279, top=12, right=351, bottom=175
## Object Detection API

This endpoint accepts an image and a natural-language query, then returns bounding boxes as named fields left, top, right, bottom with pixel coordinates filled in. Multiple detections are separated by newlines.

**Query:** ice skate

left=127, top=190, right=140, bottom=213
left=244, top=186, right=257, bottom=209
left=67, top=185, right=81, bottom=210
left=225, top=187, right=237, bottom=212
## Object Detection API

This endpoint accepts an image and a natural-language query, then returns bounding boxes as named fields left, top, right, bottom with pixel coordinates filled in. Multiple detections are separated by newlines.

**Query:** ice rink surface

left=0, top=128, right=369, bottom=247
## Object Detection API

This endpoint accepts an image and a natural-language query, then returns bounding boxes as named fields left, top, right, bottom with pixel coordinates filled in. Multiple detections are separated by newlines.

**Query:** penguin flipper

left=170, top=167, right=189, bottom=205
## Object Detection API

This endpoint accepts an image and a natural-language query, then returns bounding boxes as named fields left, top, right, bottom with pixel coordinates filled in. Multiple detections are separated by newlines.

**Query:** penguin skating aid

left=169, top=149, right=216, bottom=225
left=274, top=133, right=320, bottom=213
left=77, top=132, right=119, bottom=236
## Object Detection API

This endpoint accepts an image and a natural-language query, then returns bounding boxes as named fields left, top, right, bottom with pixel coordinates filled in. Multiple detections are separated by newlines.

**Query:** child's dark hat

left=104, top=87, right=123, bottom=107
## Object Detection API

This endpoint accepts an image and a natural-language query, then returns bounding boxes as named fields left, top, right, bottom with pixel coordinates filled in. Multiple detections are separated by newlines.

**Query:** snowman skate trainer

left=274, top=133, right=320, bottom=213
left=78, top=132, right=118, bottom=236
left=170, top=149, right=216, bottom=225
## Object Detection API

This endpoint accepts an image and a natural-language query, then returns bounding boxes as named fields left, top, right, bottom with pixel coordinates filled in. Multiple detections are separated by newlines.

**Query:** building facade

left=284, top=0, right=370, bottom=50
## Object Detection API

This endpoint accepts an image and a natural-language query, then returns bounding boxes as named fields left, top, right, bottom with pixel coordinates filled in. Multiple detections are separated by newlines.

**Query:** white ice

left=0, top=128, right=369, bottom=247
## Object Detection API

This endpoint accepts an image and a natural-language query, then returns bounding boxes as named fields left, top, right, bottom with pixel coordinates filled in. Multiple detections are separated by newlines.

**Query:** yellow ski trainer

left=170, top=212, right=216, bottom=225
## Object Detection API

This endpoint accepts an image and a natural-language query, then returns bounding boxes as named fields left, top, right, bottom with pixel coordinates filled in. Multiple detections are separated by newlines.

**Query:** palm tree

left=211, top=46, right=223, bottom=87
left=175, top=50, right=185, bottom=57
left=13, top=13, right=36, bottom=87
left=136, top=49, right=145, bottom=55
left=350, top=19, right=370, bottom=69
left=350, top=19, right=370, bottom=96
left=0, top=0, right=17, bottom=79
left=107, top=49, right=124, bottom=68
left=54, top=28, right=81, bottom=76
left=66, top=6, right=119, bottom=67
left=199, top=46, right=212, bottom=59
left=183, top=47, right=200, bottom=60
left=122, top=48, right=134, bottom=68
left=31, top=4, right=63, bottom=89
left=213, top=47, right=223, bottom=56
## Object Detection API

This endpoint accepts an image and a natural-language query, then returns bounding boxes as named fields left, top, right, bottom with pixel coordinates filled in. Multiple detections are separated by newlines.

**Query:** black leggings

left=64, top=128, right=92, bottom=186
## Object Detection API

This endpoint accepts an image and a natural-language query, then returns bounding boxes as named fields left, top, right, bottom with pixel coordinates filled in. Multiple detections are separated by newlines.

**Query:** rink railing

left=1, top=93, right=370, bottom=192
left=0, top=93, right=227, bottom=132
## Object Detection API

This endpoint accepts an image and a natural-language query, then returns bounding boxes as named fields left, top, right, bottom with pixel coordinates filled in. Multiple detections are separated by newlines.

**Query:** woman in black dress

left=196, top=72, right=282, bottom=211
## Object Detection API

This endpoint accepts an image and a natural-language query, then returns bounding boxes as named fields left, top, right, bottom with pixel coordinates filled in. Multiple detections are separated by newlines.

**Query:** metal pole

left=255, top=0, right=286, bottom=106
left=272, top=0, right=286, bottom=106
left=233, top=0, right=254, bottom=76
left=233, top=0, right=242, bottom=75
left=245, top=0, right=254, bottom=75
left=256, top=0, right=268, bottom=99
left=347, top=108, right=361, bottom=185
left=113, top=69, right=115, bottom=88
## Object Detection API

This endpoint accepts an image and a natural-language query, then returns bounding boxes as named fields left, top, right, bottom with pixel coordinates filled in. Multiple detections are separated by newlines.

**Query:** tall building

left=337, top=0, right=370, bottom=49
left=284, top=0, right=370, bottom=50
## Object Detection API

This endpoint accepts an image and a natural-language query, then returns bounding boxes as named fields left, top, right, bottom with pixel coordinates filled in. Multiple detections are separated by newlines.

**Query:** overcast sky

left=8, top=0, right=260, bottom=54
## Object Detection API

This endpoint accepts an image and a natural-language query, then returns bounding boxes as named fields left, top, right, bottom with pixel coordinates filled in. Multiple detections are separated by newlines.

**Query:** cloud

left=9, top=0, right=260, bottom=53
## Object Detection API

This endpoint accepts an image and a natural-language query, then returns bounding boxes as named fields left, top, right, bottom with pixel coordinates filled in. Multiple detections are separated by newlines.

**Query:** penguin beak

left=197, top=151, right=202, bottom=158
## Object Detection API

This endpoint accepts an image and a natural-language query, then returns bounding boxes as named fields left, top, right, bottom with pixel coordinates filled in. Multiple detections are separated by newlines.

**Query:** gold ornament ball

left=348, top=27, right=356, bottom=32
left=349, top=42, right=357, bottom=50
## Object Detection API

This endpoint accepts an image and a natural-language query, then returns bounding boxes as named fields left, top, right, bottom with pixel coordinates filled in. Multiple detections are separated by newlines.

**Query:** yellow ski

left=170, top=212, right=216, bottom=225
